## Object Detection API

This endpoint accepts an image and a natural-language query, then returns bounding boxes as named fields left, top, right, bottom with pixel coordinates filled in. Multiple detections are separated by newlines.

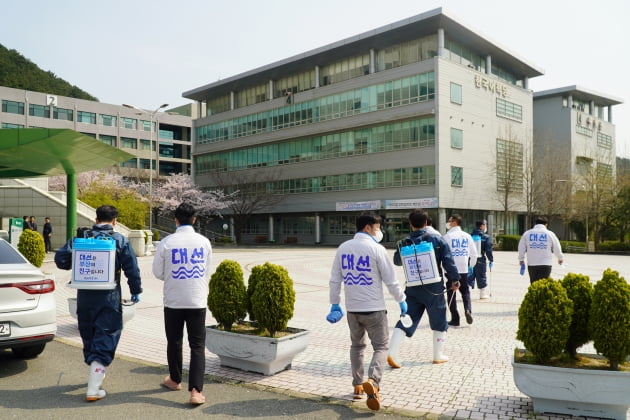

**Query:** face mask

left=373, top=229, right=384, bottom=243
left=445, top=222, right=452, bottom=230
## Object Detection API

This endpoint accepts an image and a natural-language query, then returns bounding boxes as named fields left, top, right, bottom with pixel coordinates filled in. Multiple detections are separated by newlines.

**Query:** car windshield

left=0, top=240, right=28, bottom=264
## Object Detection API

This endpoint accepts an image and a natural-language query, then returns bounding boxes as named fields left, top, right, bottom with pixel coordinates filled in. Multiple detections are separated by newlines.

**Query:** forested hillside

left=0, top=43, right=98, bottom=101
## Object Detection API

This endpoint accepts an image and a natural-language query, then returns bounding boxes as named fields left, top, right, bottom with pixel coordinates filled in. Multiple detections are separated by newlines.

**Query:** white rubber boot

left=432, top=330, right=449, bottom=364
left=387, top=328, right=405, bottom=368
left=86, top=361, right=106, bottom=401
left=479, top=287, right=490, bottom=299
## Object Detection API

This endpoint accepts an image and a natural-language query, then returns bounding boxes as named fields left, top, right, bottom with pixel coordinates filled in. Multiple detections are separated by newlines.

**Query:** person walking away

left=152, top=203, right=212, bottom=406
left=43, top=217, right=53, bottom=253
left=54, top=205, right=142, bottom=401
left=29, top=216, right=37, bottom=232
left=518, top=216, right=564, bottom=284
left=443, top=214, right=478, bottom=326
left=469, top=220, right=494, bottom=299
left=387, top=209, right=460, bottom=368
left=328, top=212, right=407, bottom=411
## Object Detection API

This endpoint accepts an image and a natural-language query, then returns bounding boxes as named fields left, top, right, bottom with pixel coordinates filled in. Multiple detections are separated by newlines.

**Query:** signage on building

left=385, top=197, right=438, bottom=209
left=336, top=200, right=381, bottom=211
left=474, top=75, right=508, bottom=98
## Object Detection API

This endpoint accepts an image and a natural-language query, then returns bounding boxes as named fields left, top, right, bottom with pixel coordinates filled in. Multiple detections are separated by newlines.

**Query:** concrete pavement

left=43, top=247, right=630, bottom=419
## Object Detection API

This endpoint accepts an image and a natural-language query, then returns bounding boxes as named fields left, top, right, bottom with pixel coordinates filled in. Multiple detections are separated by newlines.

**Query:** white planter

left=206, top=324, right=309, bottom=375
left=67, top=297, right=135, bottom=326
left=512, top=356, right=630, bottom=420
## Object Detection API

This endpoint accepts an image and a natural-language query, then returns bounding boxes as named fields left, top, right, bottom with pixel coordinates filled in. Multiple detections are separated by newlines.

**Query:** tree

left=153, top=173, right=233, bottom=228
left=210, top=169, right=286, bottom=244
left=492, top=127, right=525, bottom=234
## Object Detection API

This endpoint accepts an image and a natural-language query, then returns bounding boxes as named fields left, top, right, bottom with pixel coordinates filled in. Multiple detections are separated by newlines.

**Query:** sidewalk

left=46, top=248, right=630, bottom=419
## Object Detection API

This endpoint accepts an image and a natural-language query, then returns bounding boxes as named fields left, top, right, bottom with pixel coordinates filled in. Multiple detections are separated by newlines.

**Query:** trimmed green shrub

left=596, top=241, right=630, bottom=252
left=246, top=264, right=263, bottom=321
left=516, top=278, right=573, bottom=364
left=496, top=234, right=520, bottom=251
left=248, top=262, right=295, bottom=338
left=589, top=268, right=630, bottom=370
left=17, top=230, right=45, bottom=267
left=152, top=229, right=160, bottom=241
left=560, top=273, right=593, bottom=357
left=207, top=260, right=247, bottom=332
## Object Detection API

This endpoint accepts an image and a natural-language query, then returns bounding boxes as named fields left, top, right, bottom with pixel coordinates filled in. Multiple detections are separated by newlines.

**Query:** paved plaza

left=45, top=247, right=630, bottom=419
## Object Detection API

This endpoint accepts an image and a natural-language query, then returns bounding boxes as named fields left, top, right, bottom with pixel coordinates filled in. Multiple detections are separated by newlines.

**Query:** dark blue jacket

left=393, top=228, right=460, bottom=283
left=471, top=228, right=494, bottom=263
left=54, top=224, right=142, bottom=294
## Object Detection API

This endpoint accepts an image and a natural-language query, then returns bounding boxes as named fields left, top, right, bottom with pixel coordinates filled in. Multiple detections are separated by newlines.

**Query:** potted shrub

left=513, top=272, right=630, bottom=419
left=206, top=261, right=309, bottom=375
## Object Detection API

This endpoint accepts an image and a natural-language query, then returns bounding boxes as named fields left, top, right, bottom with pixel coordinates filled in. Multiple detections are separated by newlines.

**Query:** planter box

left=206, top=324, right=309, bottom=375
left=512, top=355, right=630, bottom=420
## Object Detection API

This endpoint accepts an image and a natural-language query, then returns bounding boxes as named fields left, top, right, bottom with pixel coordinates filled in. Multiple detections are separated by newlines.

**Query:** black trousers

left=528, top=265, right=552, bottom=284
left=164, top=307, right=206, bottom=392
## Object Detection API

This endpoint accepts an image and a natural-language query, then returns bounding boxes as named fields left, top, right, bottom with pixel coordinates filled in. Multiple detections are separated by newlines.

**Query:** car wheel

left=11, top=343, right=46, bottom=359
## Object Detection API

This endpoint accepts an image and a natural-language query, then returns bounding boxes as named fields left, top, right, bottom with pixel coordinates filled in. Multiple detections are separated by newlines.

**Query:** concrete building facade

left=184, top=8, right=544, bottom=245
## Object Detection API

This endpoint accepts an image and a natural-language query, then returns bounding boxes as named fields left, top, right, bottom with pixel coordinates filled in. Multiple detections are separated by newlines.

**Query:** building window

left=597, top=132, right=612, bottom=149
left=575, top=156, right=593, bottom=177
left=121, top=117, right=137, bottom=130
left=496, top=98, right=522, bottom=122
left=376, top=35, right=438, bottom=71
left=575, top=125, right=593, bottom=137
left=450, top=128, right=463, bottom=149
left=53, top=107, right=73, bottom=121
left=140, top=139, right=153, bottom=150
left=77, top=111, right=96, bottom=124
left=121, top=158, right=137, bottom=168
left=2, top=100, right=25, bottom=115
left=140, top=120, right=155, bottom=132
left=451, top=166, right=463, bottom=186
left=99, top=134, right=116, bottom=146
left=236, top=83, right=268, bottom=108
left=496, top=138, right=523, bottom=191
left=597, top=162, right=613, bottom=179
left=29, top=104, right=50, bottom=118
left=99, top=114, right=117, bottom=127
left=206, top=94, right=231, bottom=116
left=121, top=137, right=137, bottom=149
left=80, top=132, right=96, bottom=138
left=275, top=69, right=316, bottom=97
left=450, top=83, right=462, bottom=105
left=320, top=54, right=369, bottom=86
left=2, top=122, right=24, bottom=128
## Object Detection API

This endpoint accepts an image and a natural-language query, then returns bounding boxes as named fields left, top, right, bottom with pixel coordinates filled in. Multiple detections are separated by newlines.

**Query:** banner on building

left=385, top=197, right=438, bottom=209
left=336, top=200, right=381, bottom=211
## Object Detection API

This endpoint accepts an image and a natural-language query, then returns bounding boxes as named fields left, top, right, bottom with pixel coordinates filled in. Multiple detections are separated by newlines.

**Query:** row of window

left=225, top=166, right=435, bottom=196
left=597, top=132, right=612, bottom=149
left=450, top=82, right=523, bottom=124
left=195, top=117, right=435, bottom=174
left=119, top=158, right=188, bottom=174
left=196, top=72, right=436, bottom=144
left=0, top=100, right=159, bottom=131
left=205, top=33, right=520, bottom=116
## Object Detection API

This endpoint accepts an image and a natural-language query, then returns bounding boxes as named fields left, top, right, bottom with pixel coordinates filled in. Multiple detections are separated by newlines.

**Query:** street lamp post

left=122, top=103, right=168, bottom=234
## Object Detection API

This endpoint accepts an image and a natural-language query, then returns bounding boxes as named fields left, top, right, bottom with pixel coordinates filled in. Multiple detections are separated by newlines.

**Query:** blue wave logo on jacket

left=341, top=253, right=373, bottom=285
left=170, top=247, right=206, bottom=279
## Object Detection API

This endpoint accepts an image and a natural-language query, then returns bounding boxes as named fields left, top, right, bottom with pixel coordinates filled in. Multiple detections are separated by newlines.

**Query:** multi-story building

left=533, top=86, right=622, bottom=243
left=0, top=86, right=193, bottom=177
left=184, top=8, right=544, bottom=245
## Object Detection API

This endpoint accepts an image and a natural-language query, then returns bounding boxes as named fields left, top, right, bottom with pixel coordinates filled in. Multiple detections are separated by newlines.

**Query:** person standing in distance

left=328, top=212, right=406, bottom=411
left=387, top=210, right=460, bottom=369
left=54, top=205, right=142, bottom=401
left=43, top=217, right=53, bottom=253
left=443, top=214, right=478, bottom=326
left=152, top=203, right=212, bottom=406
left=469, top=220, right=494, bottom=299
left=29, top=216, right=38, bottom=232
left=518, top=216, right=564, bottom=284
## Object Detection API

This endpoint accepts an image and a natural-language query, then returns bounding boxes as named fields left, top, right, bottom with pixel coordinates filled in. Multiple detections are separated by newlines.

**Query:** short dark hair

left=408, top=209, right=429, bottom=229
left=449, top=214, right=463, bottom=226
left=174, top=202, right=196, bottom=225
left=475, top=220, right=487, bottom=228
left=535, top=216, right=548, bottom=225
left=356, top=212, right=380, bottom=232
left=96, top=205, right=119, bottom=223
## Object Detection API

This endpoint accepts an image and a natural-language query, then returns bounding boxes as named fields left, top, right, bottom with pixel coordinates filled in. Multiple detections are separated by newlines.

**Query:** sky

left=1, top=0, right=628, bottom=156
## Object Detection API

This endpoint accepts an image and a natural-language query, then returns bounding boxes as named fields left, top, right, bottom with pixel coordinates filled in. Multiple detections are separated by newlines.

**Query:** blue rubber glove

left=131, top=293, right=141, bottom=303
left=399, top=301, right=408, bottom=316
left=326, top=304, right=344, bottom=323
left=489, top=262, right=494, bottom=271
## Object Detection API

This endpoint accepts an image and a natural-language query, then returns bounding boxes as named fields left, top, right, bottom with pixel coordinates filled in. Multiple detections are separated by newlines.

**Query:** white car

left=0, top=238, right=56, bottom=358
